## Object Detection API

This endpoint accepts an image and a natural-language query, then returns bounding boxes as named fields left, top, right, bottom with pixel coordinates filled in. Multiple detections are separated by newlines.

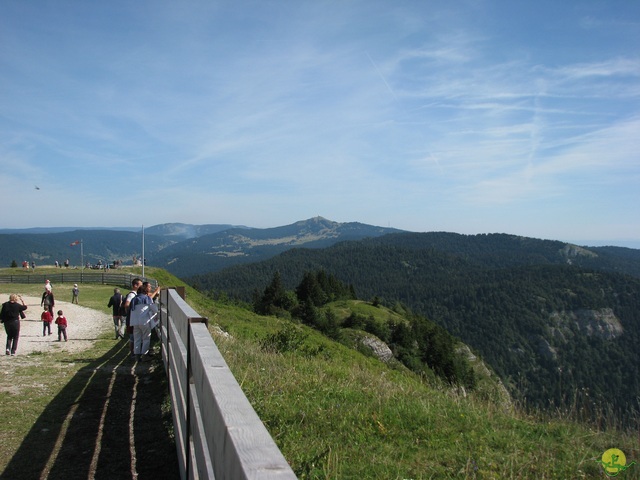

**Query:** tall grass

left=210, top=305, right=639, bottom=479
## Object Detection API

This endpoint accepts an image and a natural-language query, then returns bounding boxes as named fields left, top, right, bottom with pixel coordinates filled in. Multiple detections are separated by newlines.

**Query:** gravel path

left=0, top=294, right=112, bottom=357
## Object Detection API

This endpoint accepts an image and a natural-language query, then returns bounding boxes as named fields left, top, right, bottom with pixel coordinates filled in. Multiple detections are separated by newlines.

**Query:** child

left=41, top=306, right=53, bottom=336
left=55, top=310, right=68, bottom=342
left=72, top=284, right=79, bottom=304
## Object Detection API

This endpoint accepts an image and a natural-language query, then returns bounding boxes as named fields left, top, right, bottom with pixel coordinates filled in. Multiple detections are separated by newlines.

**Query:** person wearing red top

left=41, top=306, right=53, bottom=336
left=55, top=310, right=68, bottom=341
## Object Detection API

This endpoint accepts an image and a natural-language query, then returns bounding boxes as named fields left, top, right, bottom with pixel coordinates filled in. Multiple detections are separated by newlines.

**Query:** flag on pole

left=70, top=240, right=80, bottom=246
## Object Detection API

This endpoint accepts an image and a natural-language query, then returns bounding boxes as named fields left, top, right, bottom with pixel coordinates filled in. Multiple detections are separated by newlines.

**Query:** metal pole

left=142, top=225, right=145, bottom=279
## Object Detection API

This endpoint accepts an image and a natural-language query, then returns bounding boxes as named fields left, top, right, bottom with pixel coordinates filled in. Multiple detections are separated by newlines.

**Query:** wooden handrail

left=158, top=289, right=297, bottom=480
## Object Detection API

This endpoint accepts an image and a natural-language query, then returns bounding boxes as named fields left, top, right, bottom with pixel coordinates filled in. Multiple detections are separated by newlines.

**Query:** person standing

left=55, top=310, right=68, bottom=341
left=107, top=288, right=124, bottom=339
left=41, top=306, right=53, bottom=336
left=41, top=289, right=55, bottom=317
left=129, top=282, right=161, bottom=361
left=71, top=284, right=79, bottom=304
left=123, top=278, right=143, bottom=357
left=1, top=294, right=28, bottom=355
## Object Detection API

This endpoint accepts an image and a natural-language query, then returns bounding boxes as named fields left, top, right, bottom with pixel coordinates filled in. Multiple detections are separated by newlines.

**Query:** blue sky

left=1, top=1, right=639, bottom=246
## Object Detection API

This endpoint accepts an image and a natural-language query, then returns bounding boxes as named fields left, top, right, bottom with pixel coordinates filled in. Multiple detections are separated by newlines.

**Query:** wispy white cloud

left=551, top=58, right=640, bottom=79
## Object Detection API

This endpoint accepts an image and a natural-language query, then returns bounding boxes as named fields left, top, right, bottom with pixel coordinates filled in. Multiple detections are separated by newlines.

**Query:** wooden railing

left=158, top=288, right=297, bottom=480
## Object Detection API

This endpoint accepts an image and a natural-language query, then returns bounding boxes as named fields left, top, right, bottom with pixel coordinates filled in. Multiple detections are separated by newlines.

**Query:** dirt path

left=0, top=294, right=179, bottom=479
left=0, top=295, right=112, bottom=357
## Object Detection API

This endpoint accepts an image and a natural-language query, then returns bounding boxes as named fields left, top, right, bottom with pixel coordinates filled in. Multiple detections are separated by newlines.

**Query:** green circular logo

left=600, top=448, right=631, bottom=477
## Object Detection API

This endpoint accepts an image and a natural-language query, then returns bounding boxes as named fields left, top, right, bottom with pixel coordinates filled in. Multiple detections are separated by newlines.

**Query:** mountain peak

left=295, top=216, right=335, bottom=227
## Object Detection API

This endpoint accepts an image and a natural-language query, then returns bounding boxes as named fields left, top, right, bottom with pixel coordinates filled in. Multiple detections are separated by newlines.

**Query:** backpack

left=118, top=294, right=127, bottom=316
left=120, top=291, right=135, bottom=317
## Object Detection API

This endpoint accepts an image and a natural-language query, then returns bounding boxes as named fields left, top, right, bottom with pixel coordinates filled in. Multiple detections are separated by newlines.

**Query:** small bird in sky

left=34, top=185, right=40, bottom=190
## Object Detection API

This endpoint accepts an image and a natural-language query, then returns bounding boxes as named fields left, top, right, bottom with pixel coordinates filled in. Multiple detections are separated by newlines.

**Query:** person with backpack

left=129, top=281, right=161, bottom=362
left=123, top=278, right=142, bottom=357
left=107, top=287, right=124, bottom=339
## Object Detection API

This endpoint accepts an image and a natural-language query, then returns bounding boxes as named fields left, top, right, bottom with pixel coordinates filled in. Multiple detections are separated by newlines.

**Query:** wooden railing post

left=184, top=316, right=207, bottom=479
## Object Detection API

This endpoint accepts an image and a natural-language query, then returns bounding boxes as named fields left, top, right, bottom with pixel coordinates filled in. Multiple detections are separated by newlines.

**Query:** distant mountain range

left=0, top=217, right=401, bottom=275
left=0, top=224, right=245, bottom=236
left=2, top=218, right=638, bottom=280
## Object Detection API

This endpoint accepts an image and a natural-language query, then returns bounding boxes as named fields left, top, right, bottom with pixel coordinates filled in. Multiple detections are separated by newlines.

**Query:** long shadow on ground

left=1, top=339, right=179, bottom=480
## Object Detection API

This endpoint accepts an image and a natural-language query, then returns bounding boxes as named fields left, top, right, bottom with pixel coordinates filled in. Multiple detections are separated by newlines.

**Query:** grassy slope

left=2, top=267, right=638, bottom=478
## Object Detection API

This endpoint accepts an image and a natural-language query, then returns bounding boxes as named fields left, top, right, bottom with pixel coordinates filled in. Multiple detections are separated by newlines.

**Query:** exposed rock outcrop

left=549, top=308, right=623, bottom=340
left=358, top=334, right=394, bottom=362
left=559, top=244, right=597, bottom=265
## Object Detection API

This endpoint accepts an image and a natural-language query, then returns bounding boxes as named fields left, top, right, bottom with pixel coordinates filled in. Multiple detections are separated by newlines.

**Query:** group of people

left=40, top=307, right=68, bottom=341
left=40, top=280, right=70, bottom=341
left=41, top=280, right=80, bottom=309
left=108, top=278, right=161, bottom=362
left=0, top=280, right=72, bottom=356
left=2, top=278, right=161, bottom=359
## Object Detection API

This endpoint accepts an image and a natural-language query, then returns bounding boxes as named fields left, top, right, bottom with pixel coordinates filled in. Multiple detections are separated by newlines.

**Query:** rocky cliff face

left=558, top=244, right=598, bottom=265
left=531, top=309, right=623, bottom=364
left=549, top=308, right=623, bottom=341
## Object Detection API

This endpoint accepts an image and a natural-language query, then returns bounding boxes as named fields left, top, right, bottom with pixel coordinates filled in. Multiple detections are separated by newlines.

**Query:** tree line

left=251, top=269, right=476, bottom=389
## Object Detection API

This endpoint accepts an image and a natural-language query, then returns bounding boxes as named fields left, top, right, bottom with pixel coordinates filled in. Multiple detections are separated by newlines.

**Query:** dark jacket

left=41, top=291, right=55, bottom=308
left=1, top=301, right=28, bottom=323
left=107, top=292, right=123, bottom=316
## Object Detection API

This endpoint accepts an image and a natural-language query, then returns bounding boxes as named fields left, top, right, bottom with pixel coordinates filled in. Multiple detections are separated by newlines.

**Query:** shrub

left=259, top=322, right=308, bottom=354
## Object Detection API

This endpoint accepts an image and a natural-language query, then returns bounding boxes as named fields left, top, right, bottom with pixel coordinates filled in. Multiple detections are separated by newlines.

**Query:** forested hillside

left=151, top=217, right=402, bottom=277
left=190, top=233, right=640, bottom=424
left=251, top=270, right=479, bottom=391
